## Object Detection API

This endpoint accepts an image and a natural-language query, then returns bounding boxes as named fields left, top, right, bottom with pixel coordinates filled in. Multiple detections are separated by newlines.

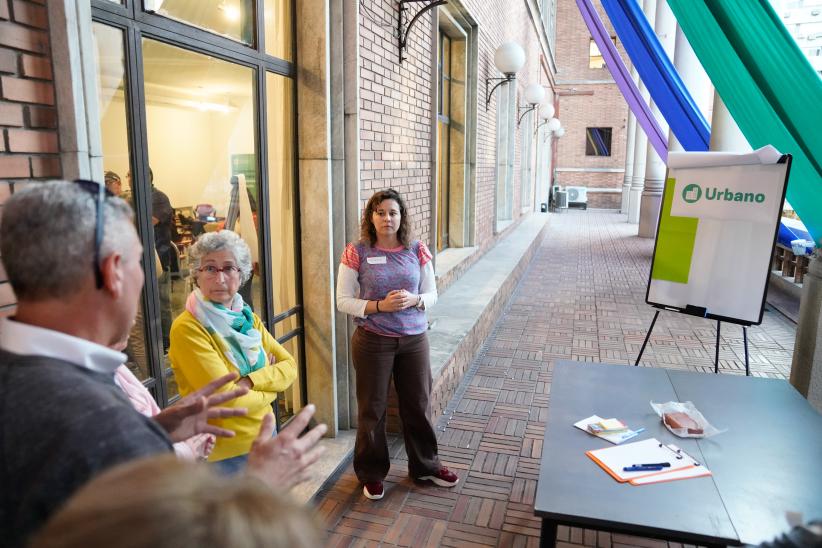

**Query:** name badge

left=366, top=256, right=387, bottom=265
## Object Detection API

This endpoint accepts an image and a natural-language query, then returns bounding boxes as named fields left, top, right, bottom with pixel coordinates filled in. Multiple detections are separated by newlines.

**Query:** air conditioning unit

left=552, top=185, right=562, bottom=195
left=555, top=190, right=568, bottom=210
left=566, top=186, right=588, bottom=209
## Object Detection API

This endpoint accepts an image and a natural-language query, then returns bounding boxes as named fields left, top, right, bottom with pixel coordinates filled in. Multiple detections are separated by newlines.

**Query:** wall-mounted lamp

left=398, top=0, right=447, bottom=63
left=485, top=42, right=526, bottom=110
left=517, top=84, right=546, bottom=126
left=536, top=107, right=557, bottom=134
left=538, top=116, right=562, bottom=141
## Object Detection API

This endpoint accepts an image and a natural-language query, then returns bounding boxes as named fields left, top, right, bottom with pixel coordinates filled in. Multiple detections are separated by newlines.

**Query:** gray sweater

left=0, top=349, right=173, bottom=548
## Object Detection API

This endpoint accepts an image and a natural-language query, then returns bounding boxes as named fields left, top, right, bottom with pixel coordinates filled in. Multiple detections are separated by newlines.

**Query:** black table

left=534, top=361, right=822, bottom=547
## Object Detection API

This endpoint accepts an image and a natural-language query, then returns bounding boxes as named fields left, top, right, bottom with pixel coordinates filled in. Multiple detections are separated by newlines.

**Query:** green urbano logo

left=681, top=183, right=765, bottom=204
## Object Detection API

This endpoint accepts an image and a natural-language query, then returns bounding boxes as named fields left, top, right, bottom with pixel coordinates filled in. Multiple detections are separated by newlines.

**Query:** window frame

left=585, top=126, right=614, bottom=157
left=90, top=0, right=306, bottom=414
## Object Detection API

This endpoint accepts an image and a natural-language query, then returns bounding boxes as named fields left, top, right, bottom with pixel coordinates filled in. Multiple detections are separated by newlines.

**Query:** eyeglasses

left=198, top=265, right=241, bottom=278
left=73, top=179, right=114, bottom=289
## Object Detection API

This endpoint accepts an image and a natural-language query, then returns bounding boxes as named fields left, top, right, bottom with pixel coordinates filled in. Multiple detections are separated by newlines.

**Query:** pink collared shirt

left=114, top=366, right=214, bottom=461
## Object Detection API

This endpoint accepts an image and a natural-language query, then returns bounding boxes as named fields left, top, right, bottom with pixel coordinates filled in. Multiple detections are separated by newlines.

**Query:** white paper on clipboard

left=586, top=438, right=711, bottom=485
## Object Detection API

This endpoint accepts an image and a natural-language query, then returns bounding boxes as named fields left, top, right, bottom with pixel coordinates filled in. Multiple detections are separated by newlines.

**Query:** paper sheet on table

left=574, top=415, right=644, bottom=445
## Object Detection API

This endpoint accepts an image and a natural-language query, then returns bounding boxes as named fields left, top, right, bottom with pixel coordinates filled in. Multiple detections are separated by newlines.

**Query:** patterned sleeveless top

left=341, top=240, right=432, bottom=336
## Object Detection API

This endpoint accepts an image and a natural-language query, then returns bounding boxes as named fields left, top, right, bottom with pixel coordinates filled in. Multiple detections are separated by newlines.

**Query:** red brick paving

left=314, top=211, right=796, bottom=547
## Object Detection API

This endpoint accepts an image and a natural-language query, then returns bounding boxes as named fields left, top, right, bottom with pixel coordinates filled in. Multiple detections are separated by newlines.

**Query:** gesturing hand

left=153, top=372, right=249, bottom=443
left=246, top=404, right=328, bottom=491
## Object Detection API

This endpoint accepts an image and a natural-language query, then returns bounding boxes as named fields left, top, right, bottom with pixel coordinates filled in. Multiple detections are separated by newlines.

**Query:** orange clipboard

left=586, top=438, right=712, bottom=486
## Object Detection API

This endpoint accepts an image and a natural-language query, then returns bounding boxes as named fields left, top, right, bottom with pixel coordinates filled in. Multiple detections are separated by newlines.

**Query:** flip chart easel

left=636, top=149, right=792, bottom=375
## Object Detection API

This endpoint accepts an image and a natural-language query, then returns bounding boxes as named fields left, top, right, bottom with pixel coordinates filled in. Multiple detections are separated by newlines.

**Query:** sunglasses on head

left=73, top=179, right=114, bottom=289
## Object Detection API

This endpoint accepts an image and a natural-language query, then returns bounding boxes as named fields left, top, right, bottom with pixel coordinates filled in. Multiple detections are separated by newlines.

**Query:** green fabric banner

left=667, top=0, right=822, bottom=245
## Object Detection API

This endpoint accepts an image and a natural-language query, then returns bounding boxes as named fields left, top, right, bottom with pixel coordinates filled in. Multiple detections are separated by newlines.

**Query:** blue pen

left=619, top=427, right=645, bottom=439
left=623, top=465, right=664, bottom=472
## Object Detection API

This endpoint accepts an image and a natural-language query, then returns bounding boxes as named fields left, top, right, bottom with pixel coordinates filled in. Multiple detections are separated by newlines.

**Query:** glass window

left=92, top=23, right=153, bottom=384
left=145, top=0, right=254, bottom=46
left=589, top=36, right=616, bottom=69
left=586, top=127, right=613, bottom=156
left=264, top=0, right=293, bottom=61
left=437, top=33, right=451, bottom=251
left=266, top=71, right=301, bottom=421
left=589, top=39, right=605, bottom=69
left=139, top=39, right=259, bottom=398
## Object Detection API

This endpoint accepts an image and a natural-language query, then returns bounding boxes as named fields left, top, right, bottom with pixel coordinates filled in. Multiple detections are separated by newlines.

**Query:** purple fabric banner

left=575, top=0, right=668, bottom=161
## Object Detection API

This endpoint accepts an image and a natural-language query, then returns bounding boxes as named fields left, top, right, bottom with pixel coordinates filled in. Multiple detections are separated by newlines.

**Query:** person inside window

left=169, top=230, right=297, bottom=474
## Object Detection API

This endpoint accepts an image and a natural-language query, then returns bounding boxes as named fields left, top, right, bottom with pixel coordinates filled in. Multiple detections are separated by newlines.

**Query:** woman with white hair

left=169, top=230, right=297, bottom=474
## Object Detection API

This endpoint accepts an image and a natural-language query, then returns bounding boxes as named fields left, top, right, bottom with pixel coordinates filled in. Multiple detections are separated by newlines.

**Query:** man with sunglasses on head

left=0, top=181, right=327, bottom=547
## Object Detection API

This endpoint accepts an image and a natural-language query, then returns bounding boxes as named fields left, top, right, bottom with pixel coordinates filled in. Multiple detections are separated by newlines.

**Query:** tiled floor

left=314, top=210, right=797, bottom=547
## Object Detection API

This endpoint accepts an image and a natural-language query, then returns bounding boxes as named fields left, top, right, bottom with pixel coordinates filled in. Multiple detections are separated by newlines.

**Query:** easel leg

left=540, top=519, right=558, bottom=548
left=743, top=326, right=750, bottom=376
left=714, top=321, right=721, bottom=374
left=635, top=310, right=660, bottom=366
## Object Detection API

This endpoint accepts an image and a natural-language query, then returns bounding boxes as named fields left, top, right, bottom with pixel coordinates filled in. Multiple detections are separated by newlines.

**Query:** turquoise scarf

left=185, top=289, right=266, bottom=376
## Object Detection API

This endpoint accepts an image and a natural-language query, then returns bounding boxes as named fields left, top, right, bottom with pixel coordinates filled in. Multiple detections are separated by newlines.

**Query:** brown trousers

left=351, top=327, right=441, bottom=483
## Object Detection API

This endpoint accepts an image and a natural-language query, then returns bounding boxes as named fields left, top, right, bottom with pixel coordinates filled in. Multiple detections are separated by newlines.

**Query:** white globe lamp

left=555, top=126, right=566, bottom=137
left=539, top=101, right=555, bottom=120
left=524, top=83, right=546, bottom=105
left=547, top=117, right=561, bottom=132
left=493, top=42, right=526, bottom=76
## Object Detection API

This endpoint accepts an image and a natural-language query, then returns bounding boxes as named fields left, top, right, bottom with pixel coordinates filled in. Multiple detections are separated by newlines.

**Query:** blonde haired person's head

left=30, top=455, right=322, bottom=548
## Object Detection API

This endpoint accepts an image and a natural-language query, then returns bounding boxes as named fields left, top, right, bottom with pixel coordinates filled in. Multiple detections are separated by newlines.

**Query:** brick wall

left=0, top=0, right=59, bottom=311
left=358, top=0, right=549, bottom=251
left=553, top=0, right=628, bottom=203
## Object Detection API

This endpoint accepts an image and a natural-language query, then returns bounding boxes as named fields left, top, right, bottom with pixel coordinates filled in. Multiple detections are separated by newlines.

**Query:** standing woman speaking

left=336, top=189, right=459, bottom=501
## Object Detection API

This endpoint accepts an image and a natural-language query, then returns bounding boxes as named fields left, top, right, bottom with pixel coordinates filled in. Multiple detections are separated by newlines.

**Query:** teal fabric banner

left=666, top=0, right=822, bottom=244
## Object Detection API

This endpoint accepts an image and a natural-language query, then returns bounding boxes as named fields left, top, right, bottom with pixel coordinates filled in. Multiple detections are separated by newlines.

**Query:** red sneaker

left=418, top=467, right=459, bottom=487
left=363, top=481, right=384, bottom=500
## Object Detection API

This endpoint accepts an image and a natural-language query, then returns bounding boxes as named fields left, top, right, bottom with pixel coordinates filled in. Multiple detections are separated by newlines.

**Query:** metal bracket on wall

left=517, top=104, right=537, bottom=127
left=485, top=76, right=513, bottom=110
left=398, top=0, right=447, bottom=64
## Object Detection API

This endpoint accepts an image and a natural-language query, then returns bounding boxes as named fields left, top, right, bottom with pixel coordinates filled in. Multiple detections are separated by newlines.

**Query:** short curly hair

left=188, top=230, right=253, bottom=285
left=359, top=188, right=412, bottom=248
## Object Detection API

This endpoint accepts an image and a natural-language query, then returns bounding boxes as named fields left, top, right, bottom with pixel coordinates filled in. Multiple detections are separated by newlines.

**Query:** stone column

left=791, top=255, right=822, bottom=412
left=621, top=70, right=637, bottom=214
left=668, top=24, right=712, bottom=153
left=627, top=0, right=656, bottom=224
left=296, top=0, right=339, bottom=434
left=709, top=92, right=751, bottom=152
left=638, top=0, right=676, bottom=238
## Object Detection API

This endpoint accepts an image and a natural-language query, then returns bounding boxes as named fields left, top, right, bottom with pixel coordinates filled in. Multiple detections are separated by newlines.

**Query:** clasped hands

left=378, top=288, right=420, bottom=312
left=153, top=372, right=327, bottom=490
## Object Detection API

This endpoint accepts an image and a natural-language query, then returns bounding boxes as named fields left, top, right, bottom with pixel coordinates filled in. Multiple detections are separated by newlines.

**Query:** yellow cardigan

left=169, top=310, right=297, bottom=462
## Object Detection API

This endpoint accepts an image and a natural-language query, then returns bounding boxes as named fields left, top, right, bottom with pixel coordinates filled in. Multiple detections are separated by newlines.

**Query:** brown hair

left=30, top=455, right=323, bottom=548
left=359, top=188, right=412, bottom=247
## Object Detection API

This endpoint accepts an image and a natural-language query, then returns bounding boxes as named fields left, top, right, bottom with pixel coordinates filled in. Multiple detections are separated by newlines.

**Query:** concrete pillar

left=638, top=0, right=676, bottom=238
left=48, top=0, right=101, bottom=180
left=296, top=0, right=340, bottom=434
left=791, top=255, right=822, bottom=412
left=621, top=69, right=638, bottom=214
left=627, top=0, right=656, bottom=224
left=671, top=25, right=713, bottom=138
left=709, top=92, right=751, bottom=152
